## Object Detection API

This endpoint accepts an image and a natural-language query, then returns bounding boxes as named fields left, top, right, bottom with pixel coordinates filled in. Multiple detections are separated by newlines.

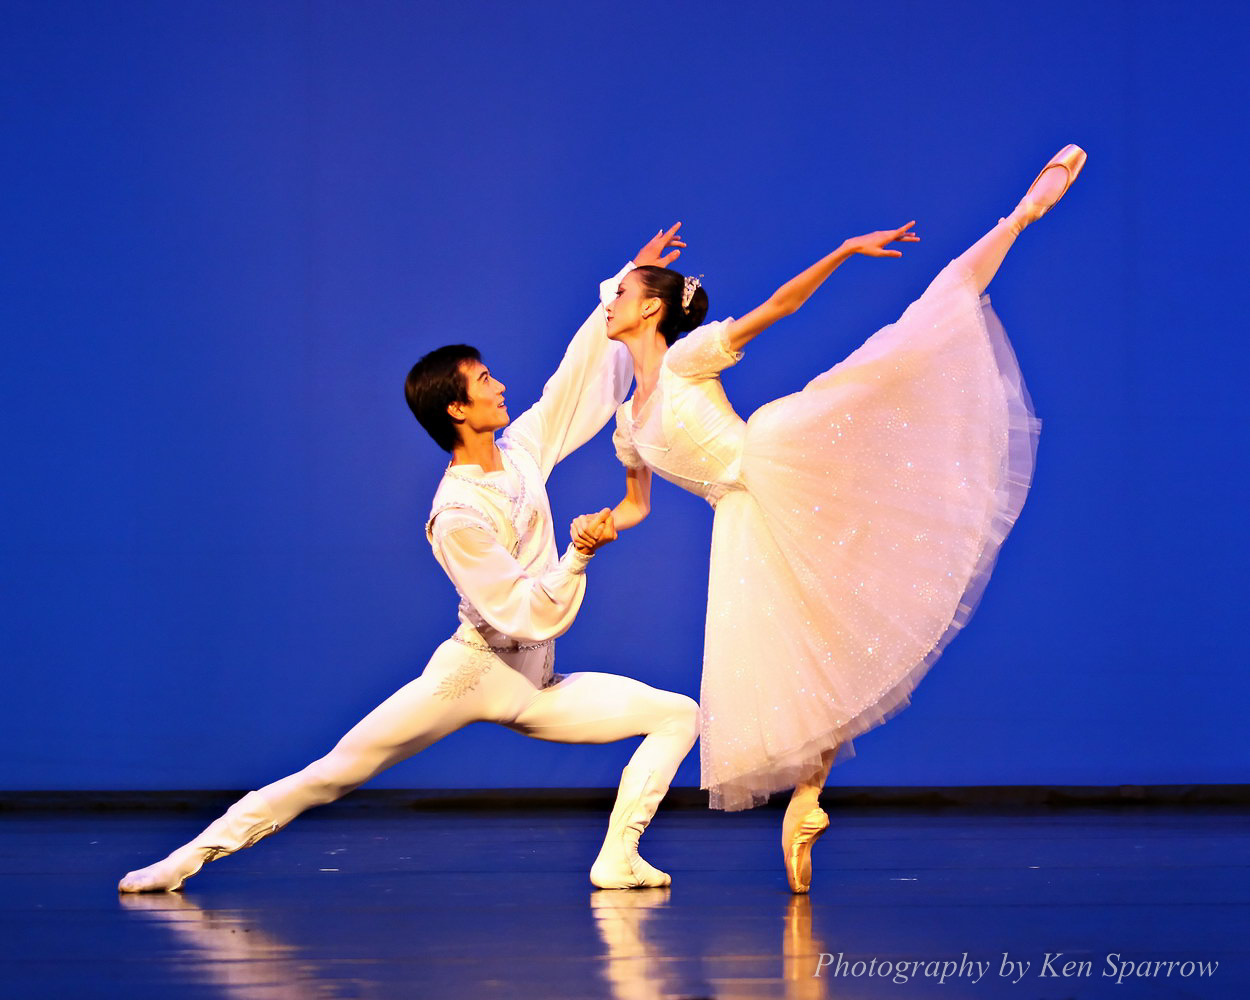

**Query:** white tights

left=119, top=630, right=697, bottom=892
left=256, top=635, right=698, bottom=827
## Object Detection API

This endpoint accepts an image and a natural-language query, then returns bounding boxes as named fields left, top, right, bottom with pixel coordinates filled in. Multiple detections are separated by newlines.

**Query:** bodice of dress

left=613, top=320, right=748, bottom=506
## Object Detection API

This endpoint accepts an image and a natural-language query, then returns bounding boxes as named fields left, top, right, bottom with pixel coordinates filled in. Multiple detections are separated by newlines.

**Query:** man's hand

left=633, top=222, right=686, bottom=268
left=570, top=508, right=618, bottom=555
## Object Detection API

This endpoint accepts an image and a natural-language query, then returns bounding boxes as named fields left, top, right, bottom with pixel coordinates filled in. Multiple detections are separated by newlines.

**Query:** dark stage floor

left=1, top=805, right=1247, bottom=998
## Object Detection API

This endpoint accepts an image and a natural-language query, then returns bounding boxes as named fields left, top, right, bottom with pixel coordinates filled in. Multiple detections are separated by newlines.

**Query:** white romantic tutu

left=701, top=260, right=1039, bottom=810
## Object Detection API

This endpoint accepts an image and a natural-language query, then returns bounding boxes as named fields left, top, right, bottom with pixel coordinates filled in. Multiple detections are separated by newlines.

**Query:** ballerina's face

left=448, top=359, right=509, bottom=435
left=605, top=271, right=657, bottom=340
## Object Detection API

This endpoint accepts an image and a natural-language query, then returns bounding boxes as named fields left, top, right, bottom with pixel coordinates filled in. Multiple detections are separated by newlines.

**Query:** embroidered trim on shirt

left=429, top=512, right=494, bottom=542
left=442, top=447, right=532, bottom=555
left=427, top=502, right=495, bottom=539
left=444, top=465, right=525, bottom=509
left=501, top=434, right=542, bottom=471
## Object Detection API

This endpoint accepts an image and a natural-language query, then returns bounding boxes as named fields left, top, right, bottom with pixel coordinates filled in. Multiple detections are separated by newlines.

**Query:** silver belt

left=451, top=633, right=553, bottom=654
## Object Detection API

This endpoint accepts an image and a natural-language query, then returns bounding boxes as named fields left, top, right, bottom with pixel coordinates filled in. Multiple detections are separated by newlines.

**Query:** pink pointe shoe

left=1007, top=143, right=1087, bottom=233
left=783, top=807, right=830, bottom=894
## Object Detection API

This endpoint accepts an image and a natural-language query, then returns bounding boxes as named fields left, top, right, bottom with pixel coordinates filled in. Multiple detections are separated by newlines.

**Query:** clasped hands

left=570, top=509, right=618, bottom=556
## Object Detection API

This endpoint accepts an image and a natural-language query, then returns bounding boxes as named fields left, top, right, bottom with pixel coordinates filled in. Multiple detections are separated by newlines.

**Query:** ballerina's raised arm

left=722, top=221, right=920, bottom=354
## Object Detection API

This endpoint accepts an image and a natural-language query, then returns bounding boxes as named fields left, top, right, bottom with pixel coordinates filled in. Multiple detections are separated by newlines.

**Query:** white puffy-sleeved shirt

left=425, top=264, right=633, bottom=647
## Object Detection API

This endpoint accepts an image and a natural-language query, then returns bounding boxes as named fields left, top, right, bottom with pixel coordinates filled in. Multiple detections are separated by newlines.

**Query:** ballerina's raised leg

left=956, top=143, right=1087, bottom=294
left=779, top=143, right=1085, bottom=894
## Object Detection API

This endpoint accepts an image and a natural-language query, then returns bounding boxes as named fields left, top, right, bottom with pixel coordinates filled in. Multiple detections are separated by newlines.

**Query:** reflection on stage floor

left=2, top=806, right=1246, bottom=998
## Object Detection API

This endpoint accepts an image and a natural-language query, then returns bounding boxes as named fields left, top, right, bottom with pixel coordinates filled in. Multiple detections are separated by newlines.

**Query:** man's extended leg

left=118, top=639, right=526, bottom=892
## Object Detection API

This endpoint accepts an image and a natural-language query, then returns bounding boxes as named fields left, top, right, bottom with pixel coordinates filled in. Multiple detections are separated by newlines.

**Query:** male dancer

left=118, top=226, right=698, bottom=893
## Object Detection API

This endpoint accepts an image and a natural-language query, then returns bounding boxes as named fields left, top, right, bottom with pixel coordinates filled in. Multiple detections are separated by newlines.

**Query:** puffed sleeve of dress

left=430, top=513, right=593, bottom=643
left=610, top=406, right=646, bottom=470
left=662, top=320, right=743, bottom=380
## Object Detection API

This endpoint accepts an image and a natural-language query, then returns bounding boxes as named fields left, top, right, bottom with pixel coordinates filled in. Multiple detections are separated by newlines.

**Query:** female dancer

left=579, top=145, right=1085, bottom=892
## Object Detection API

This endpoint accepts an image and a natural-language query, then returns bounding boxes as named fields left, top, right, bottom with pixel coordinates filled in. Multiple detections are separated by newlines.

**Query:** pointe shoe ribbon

left=784, top=807, right=830, bottom=894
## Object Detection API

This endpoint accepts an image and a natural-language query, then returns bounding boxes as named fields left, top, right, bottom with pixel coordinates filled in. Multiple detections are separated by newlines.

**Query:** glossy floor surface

left=2, top=806, right=1247, bottom=998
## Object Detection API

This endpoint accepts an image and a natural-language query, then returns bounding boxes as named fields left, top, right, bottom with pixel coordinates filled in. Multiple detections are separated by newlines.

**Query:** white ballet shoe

left=118, top=791, right=281, bottom=893
left=117, top=844, right=210, bottom=893
left=1005, top=143, right=1087, bottom=234
left=783, top=806, right=829, bottom=894
left=590, top=766, right=673, bottom=889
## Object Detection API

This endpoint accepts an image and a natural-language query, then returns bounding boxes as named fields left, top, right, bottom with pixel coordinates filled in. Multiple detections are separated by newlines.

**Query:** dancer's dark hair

left=633, top=266, right=710, bottom=345
left=405, top=344, right=482, bottom=452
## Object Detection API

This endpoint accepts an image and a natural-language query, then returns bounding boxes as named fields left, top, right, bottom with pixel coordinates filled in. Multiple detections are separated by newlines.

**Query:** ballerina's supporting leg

left=956, top=144, right=1087, bottom=294
left=781, top=748, right=836, bottom=894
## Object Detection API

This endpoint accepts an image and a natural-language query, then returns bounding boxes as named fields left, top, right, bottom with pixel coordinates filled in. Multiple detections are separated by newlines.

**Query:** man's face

left=448, top=359, right=509, bottom=438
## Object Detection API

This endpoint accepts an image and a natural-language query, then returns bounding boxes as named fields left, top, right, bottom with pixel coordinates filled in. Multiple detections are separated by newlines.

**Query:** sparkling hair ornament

left=681, top=274, right=703, bottom=312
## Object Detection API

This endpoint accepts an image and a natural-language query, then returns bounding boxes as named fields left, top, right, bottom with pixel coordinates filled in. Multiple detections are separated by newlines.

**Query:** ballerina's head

left=606, top=266, right=709, bottom=346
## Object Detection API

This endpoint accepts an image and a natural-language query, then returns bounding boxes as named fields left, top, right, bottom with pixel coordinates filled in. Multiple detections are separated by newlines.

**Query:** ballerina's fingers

left=592, top=512, right=617, bottom=545
left=658, top=224, right=687, bottom=266
left=635, top=222, right=688, bottom=269
left=868, top=223, right=921, bottom=257
left=895, top=221, right=921, bottom=241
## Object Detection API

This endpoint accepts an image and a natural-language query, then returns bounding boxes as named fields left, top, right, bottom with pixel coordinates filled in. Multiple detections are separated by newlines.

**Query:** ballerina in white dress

left=575, top=145, right=1085, bottom=892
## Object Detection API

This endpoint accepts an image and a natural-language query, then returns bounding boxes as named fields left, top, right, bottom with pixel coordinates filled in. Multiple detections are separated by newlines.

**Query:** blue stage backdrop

left=2, top=1, right=1247, bottom=792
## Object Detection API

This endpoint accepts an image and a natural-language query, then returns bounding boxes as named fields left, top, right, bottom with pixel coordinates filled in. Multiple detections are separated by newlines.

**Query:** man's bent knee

left=664, top=694, right=701, bottom=745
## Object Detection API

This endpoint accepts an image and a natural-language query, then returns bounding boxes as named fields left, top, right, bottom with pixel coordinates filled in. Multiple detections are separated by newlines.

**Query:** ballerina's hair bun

left=634, top=265, right=709, bottom=345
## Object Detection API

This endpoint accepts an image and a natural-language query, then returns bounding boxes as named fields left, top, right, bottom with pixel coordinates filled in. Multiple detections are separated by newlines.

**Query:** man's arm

left=505, top=225, right=686, bottom=479
left=432, top=511, right=616, bottom=644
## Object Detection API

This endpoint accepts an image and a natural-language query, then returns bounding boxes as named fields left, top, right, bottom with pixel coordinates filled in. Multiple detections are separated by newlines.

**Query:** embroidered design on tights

left=434, top=649, right=494, bottom=701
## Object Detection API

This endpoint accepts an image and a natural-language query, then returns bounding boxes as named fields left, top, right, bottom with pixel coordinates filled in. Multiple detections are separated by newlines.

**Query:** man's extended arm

left=505, top=225, right=686, bottom=479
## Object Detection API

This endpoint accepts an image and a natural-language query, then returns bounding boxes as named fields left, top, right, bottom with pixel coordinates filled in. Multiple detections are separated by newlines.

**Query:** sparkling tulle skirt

left=700, top=260, right=1039, bottom=810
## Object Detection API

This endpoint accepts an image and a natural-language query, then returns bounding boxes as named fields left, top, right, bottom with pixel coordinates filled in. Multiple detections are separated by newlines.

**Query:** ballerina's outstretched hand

left=724, top=220, right=921, bottom=353
left=842, top=221, right=921, bottom=258
left=633, top=222, right=687, bottom=268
